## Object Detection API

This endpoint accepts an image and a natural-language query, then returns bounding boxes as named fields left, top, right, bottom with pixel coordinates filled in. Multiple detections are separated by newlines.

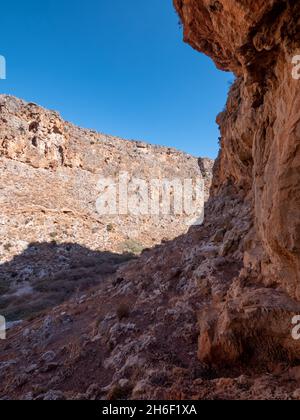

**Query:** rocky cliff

left=1, top=0, right=300, bottom=400
left=175, top=0, right=300, bottom=292
left=174, top=0, right=300, bottom=367
left=0, top=94, right=212, bottom=261
left=0, top=94, right=213, bottom=319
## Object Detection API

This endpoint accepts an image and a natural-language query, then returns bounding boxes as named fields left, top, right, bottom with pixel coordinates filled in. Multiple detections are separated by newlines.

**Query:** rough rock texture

left=0, top=94, right=212, bottom=318
left=0, top=95, right=212, bottom=261
left=174, top=0, right=300, bottom=365
left=1, top=0, right=300, bottom=401
left=1, top=205, right=300, bottom=400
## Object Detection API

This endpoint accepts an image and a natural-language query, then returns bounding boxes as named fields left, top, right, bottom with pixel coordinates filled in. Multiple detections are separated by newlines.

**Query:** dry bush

left=107, top=384, right=132, bottom=400
left=121, top=239, right=144, bottom=255
left=116, top=303, right=130, bottom=321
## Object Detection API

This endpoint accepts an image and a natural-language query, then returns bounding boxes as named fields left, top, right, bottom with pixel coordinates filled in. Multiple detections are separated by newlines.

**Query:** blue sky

left=0, top=0, right=233, bottom=158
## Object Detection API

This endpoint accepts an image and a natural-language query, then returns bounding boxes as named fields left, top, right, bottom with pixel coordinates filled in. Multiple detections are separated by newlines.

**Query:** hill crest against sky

left=0, top=0, right=233, bottom=158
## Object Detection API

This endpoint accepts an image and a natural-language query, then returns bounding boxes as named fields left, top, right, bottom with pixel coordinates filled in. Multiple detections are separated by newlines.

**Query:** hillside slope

left=0, top=95, right=212, bottom=321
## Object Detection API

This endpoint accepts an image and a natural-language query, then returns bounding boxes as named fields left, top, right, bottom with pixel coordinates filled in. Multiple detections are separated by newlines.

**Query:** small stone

left=132, top=380, right=148, bottom=398
left=293, top=389, right=300, bottom=400
left=25, top=364, right=37, bottom=374
left=23, top=328, right=30, bottom=338
left=43, top=390, right=65, bottom=401
left=23, top=392, right=34, bottom=401
left=119, top=379, right=130, bottom=388
left=40, top=351, right=56, bottom=363
left=41, top=362, right=59, bottom=373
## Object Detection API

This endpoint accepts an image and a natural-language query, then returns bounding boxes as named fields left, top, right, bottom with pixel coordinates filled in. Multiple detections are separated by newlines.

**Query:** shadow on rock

left=0, top=242, right=135, bottom=322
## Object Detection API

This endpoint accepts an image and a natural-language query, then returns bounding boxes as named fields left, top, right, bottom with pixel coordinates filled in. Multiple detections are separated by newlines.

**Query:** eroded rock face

left=0, top=95, right=213, bottom=321
left=174, top=0, right=300, bottom=364
left=0, top=94, right=212, bottom=260
left=0, top=95, right=213, bottom=276
left=1, top=1, right=300, bottom=400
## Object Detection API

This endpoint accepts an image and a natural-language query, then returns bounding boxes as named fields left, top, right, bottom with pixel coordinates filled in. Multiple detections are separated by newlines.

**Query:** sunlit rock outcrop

left=174, top=0, right=300, bottom=364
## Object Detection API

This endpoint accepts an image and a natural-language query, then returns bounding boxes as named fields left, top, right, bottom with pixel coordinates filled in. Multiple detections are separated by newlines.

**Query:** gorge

left=0, top=0, right=300, bottom=400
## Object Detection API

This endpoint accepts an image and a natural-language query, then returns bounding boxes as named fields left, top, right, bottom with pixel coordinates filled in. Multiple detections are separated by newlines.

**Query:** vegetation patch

left=116, top=303, right=131, bottom=321
left=121, top=239, right=145, bottom=255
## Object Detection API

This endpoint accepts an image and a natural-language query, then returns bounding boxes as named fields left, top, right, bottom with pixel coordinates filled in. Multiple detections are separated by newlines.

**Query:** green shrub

left=3, top=243, right=12, bottom=252
left=107, top=224, right=114, bottom=232
left=121, top=239, right=144, bottom=255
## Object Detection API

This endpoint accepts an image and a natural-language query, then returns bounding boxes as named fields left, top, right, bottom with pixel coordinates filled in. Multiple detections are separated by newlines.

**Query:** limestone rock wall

left=174, top=0, right=300, bottom=363
left=0, top=95, right=212, bottom=263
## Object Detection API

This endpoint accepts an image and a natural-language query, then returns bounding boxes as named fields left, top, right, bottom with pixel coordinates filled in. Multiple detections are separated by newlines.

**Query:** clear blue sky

left=0, top=0, right=233, bottom=158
